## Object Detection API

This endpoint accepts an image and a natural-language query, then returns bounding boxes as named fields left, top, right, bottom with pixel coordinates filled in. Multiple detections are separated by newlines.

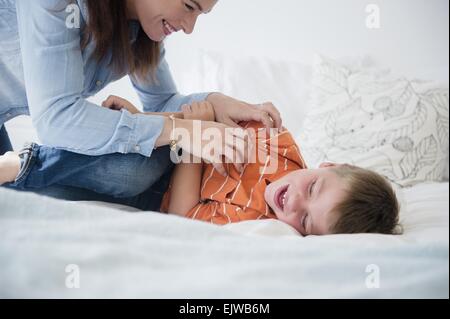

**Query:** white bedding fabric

left=0, top=182, right=448, bottom=298
left=2, top=50, right=448, bottom=298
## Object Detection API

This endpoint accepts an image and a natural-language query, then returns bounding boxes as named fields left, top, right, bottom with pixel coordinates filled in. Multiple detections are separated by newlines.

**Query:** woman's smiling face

left=264, top=163, right=349, bottom=236
left=129, top=0, right=218, bottom=42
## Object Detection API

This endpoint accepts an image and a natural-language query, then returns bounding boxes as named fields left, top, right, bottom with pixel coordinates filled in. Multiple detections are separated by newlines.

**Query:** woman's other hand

left=181, top=101, right=215, bottom=122
left=102, top=95, right=141, bottom=114
left=207, top=93, right=283, bottom=130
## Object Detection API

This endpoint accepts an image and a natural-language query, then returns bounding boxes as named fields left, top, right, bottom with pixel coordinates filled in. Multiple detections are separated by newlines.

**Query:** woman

left=0, top=0, right=282, bottom=210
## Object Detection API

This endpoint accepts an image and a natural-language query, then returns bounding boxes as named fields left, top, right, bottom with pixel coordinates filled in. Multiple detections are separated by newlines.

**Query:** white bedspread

left=0, top=183, right=448, bottom=299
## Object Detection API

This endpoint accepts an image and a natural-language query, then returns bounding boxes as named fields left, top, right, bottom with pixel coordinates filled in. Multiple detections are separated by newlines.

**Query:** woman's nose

left=182, top=15, right=198, bottom=34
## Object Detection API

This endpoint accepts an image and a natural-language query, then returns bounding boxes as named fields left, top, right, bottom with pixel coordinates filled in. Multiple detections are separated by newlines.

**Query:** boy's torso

left=184, top=121, right=307, bottom=224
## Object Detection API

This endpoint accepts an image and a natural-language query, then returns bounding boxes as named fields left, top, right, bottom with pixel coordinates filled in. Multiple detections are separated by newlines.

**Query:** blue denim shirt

left=0, top=0, right=209, bottom=156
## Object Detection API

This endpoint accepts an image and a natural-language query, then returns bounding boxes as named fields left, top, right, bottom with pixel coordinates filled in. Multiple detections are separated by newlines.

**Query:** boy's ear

left=319, top=162, right=340, bottom=168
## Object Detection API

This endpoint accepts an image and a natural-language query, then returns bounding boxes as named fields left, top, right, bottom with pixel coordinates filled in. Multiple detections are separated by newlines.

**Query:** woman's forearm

left=144, top=111, right=184, bottom=118
left=154, top=116, right=191, bottom=149
left=155, top=100, right=220, bottom=216
left=154, top=115, right=202, bottom=215
left=142, top=112, right=201, bottom=216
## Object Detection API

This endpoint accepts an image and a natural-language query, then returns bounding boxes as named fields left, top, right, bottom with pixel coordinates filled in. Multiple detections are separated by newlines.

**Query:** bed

left=2, top=56, right=449, bottom=299
left=0, top=181, right=448, bottom=298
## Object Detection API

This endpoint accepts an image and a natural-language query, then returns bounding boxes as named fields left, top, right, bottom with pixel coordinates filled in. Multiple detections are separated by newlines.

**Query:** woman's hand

left=207, top=93, right=283, bottom=130
left=181, top=101, right=215, bottom=122
left=174, top=119, right=252, bottom=176
left=182, top=101, right=256, bottom=175
left=102, top=95, right=141, bottom=115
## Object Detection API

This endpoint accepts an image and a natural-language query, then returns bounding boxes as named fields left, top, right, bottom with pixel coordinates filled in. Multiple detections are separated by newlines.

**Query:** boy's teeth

left=278, top=189, right=287, bottom=209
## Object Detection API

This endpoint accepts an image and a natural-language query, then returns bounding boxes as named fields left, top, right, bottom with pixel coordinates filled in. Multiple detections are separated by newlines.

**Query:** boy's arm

left=167, top=154, right=203, bottom=216
left=102, top=96, right=214, bottom=216
left=167, top=102, right=216, bottom=216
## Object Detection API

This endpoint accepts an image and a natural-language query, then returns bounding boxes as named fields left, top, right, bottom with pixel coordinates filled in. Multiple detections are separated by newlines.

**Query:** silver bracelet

left=169, top=114, right=178, bottom=152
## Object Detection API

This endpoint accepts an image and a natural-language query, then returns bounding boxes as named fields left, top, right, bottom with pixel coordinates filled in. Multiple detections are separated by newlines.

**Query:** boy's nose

left=288, top=192, right=305, bottom=214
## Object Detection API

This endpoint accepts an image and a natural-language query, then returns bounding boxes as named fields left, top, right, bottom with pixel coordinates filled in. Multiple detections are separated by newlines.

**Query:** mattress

left=0, top=182, right=448, bottom=298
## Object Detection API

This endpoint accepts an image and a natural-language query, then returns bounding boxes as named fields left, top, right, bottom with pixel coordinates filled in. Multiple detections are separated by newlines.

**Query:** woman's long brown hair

left=83, top=0, right=161, bottom=80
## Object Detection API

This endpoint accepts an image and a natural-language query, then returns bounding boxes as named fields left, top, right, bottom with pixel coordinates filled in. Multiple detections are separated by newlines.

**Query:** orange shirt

left=160, top=121, right=307, bottom=225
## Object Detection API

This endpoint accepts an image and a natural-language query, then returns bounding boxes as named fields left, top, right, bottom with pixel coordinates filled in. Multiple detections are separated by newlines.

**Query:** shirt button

left=134, top=145, right=141, bottom=152
left=96, top=80, right=103, bottom=86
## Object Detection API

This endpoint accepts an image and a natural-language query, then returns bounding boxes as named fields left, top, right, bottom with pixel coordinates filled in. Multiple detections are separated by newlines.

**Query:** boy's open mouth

left=274, top=185, right=289, bottom=211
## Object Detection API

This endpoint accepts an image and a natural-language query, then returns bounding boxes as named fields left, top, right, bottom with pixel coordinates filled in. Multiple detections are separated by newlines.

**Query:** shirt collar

left=76, top=0, right=89, bottom=23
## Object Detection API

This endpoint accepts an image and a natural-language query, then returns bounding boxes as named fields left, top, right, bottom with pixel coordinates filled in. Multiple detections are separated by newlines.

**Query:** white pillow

left=168, top=50, right=313, bottom=136
left=300, top=54, right=449, bottom=187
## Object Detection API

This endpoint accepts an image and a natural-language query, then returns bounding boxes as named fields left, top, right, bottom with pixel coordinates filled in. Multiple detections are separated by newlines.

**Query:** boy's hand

left=102, top=95, right=141, bottom=115
left=182, top=101, right=215, bottom=122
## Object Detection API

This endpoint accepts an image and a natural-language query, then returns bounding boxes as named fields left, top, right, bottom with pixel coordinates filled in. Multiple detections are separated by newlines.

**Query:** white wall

left=165, top=0, right=449, bottom=79
left=93, top=0, right=449, bottom=108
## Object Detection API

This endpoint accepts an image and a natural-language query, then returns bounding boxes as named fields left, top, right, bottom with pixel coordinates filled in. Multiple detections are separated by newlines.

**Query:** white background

left=166, top=0, right=449, bottom=77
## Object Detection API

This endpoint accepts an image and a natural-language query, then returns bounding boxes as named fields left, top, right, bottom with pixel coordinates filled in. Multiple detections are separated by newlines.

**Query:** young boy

left=0, top=97, right=400, bottom=236
left=160, top=101, right=400, bottom=236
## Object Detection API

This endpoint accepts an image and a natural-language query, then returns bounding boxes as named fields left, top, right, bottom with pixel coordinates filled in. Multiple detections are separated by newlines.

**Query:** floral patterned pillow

left=300, top=55, right=449, bottom=187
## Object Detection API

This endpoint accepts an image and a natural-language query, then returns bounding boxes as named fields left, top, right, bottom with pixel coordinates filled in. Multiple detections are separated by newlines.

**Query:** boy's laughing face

left=264, top=163, right=348, bottom=236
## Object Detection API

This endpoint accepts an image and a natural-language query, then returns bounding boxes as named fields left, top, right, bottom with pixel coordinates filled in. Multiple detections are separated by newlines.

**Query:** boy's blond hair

left=330, top=165, right=401, bottom=235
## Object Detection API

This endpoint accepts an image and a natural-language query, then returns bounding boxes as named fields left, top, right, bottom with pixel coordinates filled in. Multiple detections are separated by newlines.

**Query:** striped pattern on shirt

left=161, top=121, right=307, bottom=225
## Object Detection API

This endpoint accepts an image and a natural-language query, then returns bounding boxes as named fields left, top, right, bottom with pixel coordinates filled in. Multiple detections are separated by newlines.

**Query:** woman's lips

left=274, top=185, right=289, bottom=212
left=162, top=20, right=177, bottom=36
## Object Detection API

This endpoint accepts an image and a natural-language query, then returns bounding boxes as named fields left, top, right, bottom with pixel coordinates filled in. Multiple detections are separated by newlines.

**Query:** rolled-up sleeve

left=15, top=0, right=208, bottom=157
